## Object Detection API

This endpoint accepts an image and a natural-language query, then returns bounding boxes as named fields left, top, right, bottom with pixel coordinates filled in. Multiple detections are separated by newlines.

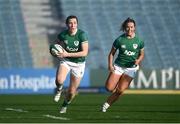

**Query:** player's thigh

left=68, top=62, right=85, bottom=93
left=116, top=74, right=133, bottom=92
left=71, top=62, right=85, bottom=78
left=105, top=72, right=121, bottom=91
left=68, top=74, right=82, bottom=94
left=56, top=64, right=69, bottom=83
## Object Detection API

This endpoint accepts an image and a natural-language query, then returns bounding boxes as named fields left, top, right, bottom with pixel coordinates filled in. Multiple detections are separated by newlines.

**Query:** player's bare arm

left=58, top=42, right=88, bottom=58
left=108, top=46, right=116, bottom=72
left=135, top=48, right=144, bottom=65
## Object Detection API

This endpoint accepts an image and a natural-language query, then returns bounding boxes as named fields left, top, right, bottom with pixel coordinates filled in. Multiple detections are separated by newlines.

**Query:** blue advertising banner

left=0, top=68, right=90, bottom=94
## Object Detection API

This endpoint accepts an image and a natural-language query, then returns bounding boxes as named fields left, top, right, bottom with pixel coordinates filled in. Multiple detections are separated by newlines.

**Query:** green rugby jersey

left=57, top=29, right=88, bottom=63
left=113, top=34, right=144, bottom=68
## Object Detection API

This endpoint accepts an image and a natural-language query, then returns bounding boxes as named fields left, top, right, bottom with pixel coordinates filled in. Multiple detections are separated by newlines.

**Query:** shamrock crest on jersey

left=133, top=44, right=138, bottom=49
left=74, top=41, right=79, bottom=46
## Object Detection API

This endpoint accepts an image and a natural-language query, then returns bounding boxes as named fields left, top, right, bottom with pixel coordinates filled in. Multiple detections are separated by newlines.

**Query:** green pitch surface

left=0, top=94, right=180, bottom=123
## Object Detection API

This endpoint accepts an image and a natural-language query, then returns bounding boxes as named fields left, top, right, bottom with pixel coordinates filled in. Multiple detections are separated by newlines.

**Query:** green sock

left=62, top=93, right=76, bottom=107
left=57, top=84, right=63, bottom=91
left=62, top=100, right=70, bottom=107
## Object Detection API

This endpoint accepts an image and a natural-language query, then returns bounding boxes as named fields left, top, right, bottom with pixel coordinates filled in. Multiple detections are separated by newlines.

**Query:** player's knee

left=105, top=86, right=114, bottom=92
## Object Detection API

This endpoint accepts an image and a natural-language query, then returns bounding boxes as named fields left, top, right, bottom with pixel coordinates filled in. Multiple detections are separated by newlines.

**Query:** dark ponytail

left=120, top=17, right=136, bottom=31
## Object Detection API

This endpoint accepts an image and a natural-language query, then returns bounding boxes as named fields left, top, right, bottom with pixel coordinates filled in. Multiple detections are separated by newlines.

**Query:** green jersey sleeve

left=79, top=31, right=88, bottom=43
left=139, top=40, right=144, bottom=49
left=56, top=33, right=67, bottom=48
left=57, top=32, right=64, bottom=41
left=113, top=38, right=120, bottom=49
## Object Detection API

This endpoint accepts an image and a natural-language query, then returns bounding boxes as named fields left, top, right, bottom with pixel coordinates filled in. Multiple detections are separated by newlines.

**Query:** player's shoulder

left=77, top=29, right=88, bottom=41
left=58, top=30, right=68, bottom=36
left=56, top=30, right=69, bottom=38
left=115, top=34, right=125, bottom=42
left=134, top=35, right=145, bottom=48
left=134, top=34, right=144, bottom=43
left=57, top=30, right=69, bottom=40
left=77, top=29, right=87, bottom=35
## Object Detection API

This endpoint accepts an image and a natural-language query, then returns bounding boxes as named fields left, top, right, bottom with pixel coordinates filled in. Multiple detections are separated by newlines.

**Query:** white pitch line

left=5, top=108, right=28, bottom=113
left=43, top=114, right=70, bottom=120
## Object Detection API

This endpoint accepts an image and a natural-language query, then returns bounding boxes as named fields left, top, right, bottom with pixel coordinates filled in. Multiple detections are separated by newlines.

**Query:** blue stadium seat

left=1, top=0, right=179, bottom=69
left=57, top=0, right=180, bottom=69
left=0, top=0, right=33, bottom=68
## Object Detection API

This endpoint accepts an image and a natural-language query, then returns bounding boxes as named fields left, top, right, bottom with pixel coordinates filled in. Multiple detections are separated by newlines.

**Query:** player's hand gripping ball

left=49, top=44, right=64, bottom=57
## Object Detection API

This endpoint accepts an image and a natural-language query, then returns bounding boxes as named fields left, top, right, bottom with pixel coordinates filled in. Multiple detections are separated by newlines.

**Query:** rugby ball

left=49, top=44, right=64, bottom=56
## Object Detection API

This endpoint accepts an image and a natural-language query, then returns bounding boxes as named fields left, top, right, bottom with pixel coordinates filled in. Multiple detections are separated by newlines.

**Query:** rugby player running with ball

left=50, top=15, right=88, bottom=113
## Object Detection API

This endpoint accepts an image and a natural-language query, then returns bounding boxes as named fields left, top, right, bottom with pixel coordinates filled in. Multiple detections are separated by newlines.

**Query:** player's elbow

left=82, top=51, right=88, bottom=57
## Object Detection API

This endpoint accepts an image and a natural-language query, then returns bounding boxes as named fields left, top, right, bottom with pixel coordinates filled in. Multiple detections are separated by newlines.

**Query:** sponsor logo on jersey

left=133, top=44, right=138, bottom=49
left=74, top=41, right=79, bottom=46
left=124, top=50, right=135, bottom=56
left=67, top=46, right=78, bottom=52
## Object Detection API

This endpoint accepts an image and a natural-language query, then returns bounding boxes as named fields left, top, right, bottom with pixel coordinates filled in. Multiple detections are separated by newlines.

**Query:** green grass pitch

left=0, top=93, right=180, bottom=123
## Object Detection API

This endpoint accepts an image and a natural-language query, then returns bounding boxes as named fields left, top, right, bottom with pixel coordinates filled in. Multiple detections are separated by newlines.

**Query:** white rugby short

left=113, top=64, right=139, bottom=78
left=60, top=59, right=85, bottom=78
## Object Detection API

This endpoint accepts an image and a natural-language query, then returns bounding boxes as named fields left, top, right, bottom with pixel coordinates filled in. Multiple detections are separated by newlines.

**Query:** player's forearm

left=135, top=48, right=145, bottom=65
left=66, top=51, right=88, bottom=57
left=108, top=53, right=114, bottom=67
left=109, top=47, right=116, bottom=65
left=135, top=53, right=144, bottom=65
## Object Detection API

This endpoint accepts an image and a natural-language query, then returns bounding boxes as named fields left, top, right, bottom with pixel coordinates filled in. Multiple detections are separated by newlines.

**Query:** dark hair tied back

left=121, top=17, right=136, bottom=31
left=66, top=15, right=78, bottom=24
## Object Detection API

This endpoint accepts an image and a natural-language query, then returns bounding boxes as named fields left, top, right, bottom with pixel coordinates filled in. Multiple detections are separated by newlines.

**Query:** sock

left=57, top=84, right=63, bottom=91
left=62, top=100, right=69, bottom=107
left=62, top=93, right=76, bottom=107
